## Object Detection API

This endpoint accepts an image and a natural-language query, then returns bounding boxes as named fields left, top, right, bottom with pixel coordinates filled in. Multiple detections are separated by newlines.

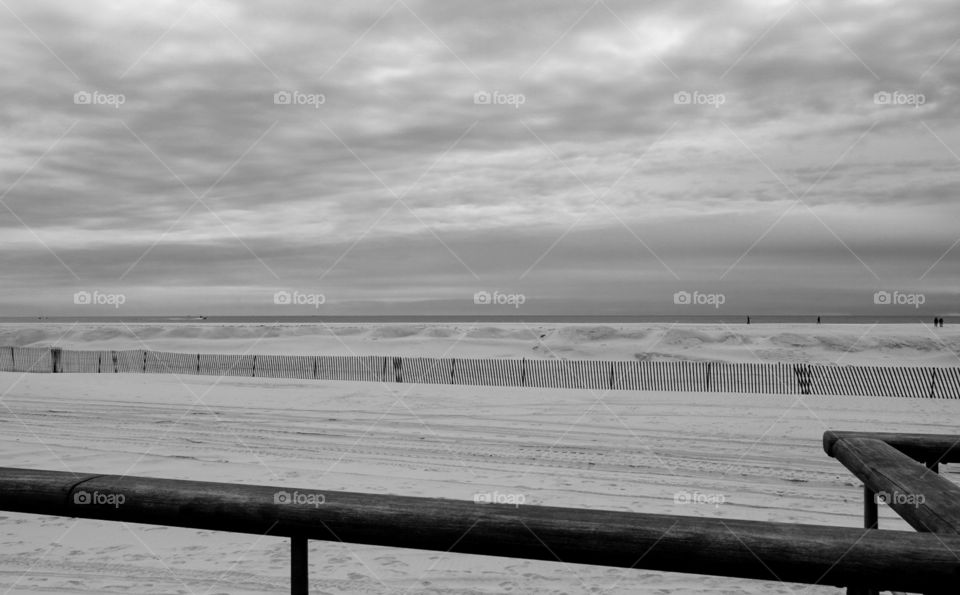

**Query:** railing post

left=863, top=485, right=878, bottom=530
left=291, top=536, right=308, bottom=595
left=846, top=487, right=879, bottom=595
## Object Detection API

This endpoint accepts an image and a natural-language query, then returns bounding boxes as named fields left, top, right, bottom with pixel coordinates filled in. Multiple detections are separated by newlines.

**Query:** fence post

left=796, top=364, right=811, bottom=395
left=291, top=536, right=308, bottom=594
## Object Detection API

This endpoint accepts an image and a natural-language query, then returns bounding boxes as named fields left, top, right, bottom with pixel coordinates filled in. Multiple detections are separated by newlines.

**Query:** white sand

left=1, top=370, right=958, bottom=594
left=0, top=323, right=958, bottom=593
left=2, top=322, right=959, bottom=366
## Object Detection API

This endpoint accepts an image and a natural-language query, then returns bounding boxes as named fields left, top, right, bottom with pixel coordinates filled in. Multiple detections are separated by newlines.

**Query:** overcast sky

left=1, top=0, right=958, bottom=316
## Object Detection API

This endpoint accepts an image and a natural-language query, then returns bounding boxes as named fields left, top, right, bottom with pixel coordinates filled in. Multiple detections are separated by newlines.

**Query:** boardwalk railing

left=1, top=464, right=959, bottom=594
left=824, top=431, right=960, bottom=595
left=3, top=346, right=960, bottom=398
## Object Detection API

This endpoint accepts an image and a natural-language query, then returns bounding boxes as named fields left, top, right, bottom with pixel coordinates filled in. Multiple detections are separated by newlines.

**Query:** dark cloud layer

left=1, top=0, right=958, bottom=315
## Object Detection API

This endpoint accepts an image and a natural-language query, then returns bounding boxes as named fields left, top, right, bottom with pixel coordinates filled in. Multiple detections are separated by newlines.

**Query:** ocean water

left=0, top=315, right=953, bottom=325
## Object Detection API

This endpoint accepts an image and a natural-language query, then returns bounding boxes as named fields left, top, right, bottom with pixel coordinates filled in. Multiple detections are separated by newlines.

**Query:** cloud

left=1, top=0, right=958, bottom=315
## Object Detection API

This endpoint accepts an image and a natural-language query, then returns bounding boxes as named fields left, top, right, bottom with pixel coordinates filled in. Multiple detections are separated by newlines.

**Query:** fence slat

left=612, top=361, right=641, bottom=390
left=388, top=357, right=450, bottom=384
left=145, top=351, right=199, bottom=376
left=524, top=359, right=600, bottom=389
left=934, top=368, right=960, bottom=399
left=0, top=347, right=15, bottom=372
left=60, top=350, right=115, bottom=373
left=10, top=348, right=53, bottom=373
left=314, top=355, right=384, bottom=382
left=452, top=358, right=523, bottom=387
left=3, top=346, right=960, bottom=399
left=254, top=355, right=317, bottom=380
left=197, top=354, right=255, bottom=377
left=112, top=350, right=146, bottom=374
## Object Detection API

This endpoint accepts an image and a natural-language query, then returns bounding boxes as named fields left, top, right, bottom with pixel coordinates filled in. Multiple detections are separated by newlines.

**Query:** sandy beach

left=5, top=0, right=959, bottom=590
left=1, top=323, right=958, bottom=593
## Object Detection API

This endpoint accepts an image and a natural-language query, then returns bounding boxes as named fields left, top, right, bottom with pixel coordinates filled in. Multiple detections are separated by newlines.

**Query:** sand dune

left=1, top=322, right=957, bottom=366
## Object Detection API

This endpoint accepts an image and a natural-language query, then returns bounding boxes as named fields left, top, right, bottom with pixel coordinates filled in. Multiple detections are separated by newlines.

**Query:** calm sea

left=0, top=315, right=952, bottom=324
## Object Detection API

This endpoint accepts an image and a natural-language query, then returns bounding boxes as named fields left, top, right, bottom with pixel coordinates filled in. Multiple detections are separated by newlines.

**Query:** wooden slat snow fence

left=2, top=347, right=959, bottom=398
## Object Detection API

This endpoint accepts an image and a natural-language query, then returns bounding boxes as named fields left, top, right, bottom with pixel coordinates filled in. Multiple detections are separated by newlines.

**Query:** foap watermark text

left=474, top=290, right=526, bottom=308
left=274, top=290, right=326, bottom=308
left=474, top=90, right=525, bottom=109
left=474, top=491, right=526, bottom=507
left=674, top=490, right=725, bottom=506
left=74, top=490, right=125, bottom=508
left=274, top=90, right=325, bottom=109
left=874, top=91, right=925, bottom=107
left=674, top=290, right=725, bottom=308
left=875, top=490, right=925, bottom=507
left=74, top=290, right=126, bottom=309
left=274, top=490, right=326, bottom=507
left=74, top=90, right=125, bottom=109
left=874, top=290, right=925, bottom=308
left=674, top=90, right=725, bottom=108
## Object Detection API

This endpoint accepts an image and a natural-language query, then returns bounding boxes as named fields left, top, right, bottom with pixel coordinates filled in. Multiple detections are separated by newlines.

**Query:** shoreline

left=2, top=322, right=957, bottom=367
left=2, top=315, right=956, bottom=325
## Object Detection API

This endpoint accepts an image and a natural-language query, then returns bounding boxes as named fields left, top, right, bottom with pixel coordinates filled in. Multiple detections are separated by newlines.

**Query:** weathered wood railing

left=824, top=431, right=960, bottom=595
left=1, top=466, right=959, bottom=593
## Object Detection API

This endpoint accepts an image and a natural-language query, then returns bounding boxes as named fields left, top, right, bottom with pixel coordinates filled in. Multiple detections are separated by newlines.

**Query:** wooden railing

left=1, top=458, right=959, bottom=593
left=823, top=431, right=960, bottom=595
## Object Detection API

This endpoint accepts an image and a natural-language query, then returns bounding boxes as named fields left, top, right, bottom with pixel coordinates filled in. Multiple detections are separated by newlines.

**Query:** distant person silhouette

left=747, top=316, right=750, bottom=325
left=817, top=316, right=821, bottom=324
